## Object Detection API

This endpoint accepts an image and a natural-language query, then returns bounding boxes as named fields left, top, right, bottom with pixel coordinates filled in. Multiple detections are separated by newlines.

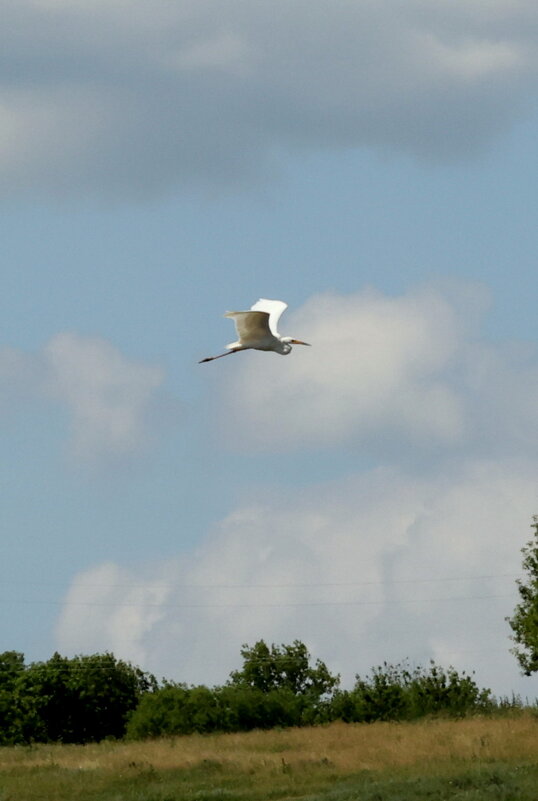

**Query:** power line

left=0, top=592, right=519, bottom=609
left=0, top=572, right=521, bottom=591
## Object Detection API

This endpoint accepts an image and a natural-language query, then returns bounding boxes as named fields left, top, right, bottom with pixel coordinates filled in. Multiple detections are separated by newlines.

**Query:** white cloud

left=212, top=284, right=538, bottom=461
left=43, top=333, right=164, bottom=461
left=0, top=333, right=165, bottom=462
left=54, top=281, right=538, bottom=695
left=55, top=459, right=538, bottom=696
left=56, top=562, right=171, bottom=667
left=2, top=0, right=538, bottom=196
left=53, top=285, right=538, bottom=695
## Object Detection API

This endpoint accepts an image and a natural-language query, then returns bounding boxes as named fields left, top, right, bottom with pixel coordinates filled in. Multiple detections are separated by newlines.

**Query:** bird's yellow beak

left=291, top=339, right=311, bottom=346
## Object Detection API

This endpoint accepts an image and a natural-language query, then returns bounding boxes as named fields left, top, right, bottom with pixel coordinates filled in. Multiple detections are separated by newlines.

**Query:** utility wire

left=0, top=572, right=521, bottom=591
left=0, top=593, right=518, bottom=609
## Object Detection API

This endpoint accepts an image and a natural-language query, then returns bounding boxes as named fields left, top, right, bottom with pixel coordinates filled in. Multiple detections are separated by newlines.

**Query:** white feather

left=250, top=298, right=288, bottom=337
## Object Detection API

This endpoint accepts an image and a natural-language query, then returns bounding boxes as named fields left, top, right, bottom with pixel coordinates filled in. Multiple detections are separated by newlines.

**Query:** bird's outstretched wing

left=224, top=310, right=273, bottom=346
left=250, top=299, right=288, bottom=337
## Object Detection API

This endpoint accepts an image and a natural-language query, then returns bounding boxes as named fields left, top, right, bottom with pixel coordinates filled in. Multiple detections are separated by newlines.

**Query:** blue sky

left=2, top=0, right=538, bottom=697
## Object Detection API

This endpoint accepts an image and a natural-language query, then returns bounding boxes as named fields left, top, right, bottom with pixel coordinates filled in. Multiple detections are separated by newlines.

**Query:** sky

left=2, top=0, right=538, bottom=698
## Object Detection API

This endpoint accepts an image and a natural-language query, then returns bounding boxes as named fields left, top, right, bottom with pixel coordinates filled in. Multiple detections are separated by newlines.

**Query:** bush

left=406, top=662, right=492, bottom=718
left=352, top=662, right=408, bottom=722
left=219, top=685, right=304, bottom=730
left=127, top=684, right=226, bottom=738
left=332, top=661, right=493, bottom=723
left=127, top=684, right=307, bottom=738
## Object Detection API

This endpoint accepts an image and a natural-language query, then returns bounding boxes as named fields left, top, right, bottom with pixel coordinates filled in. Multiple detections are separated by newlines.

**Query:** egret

left=199, top=298, right=310, bottom=363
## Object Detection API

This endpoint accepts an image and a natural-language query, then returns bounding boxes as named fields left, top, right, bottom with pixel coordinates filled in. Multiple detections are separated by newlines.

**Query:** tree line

left=0, top=640, right=522, bottom=745
left=1, top=515, right=537, bottom=746
left=0, top=650, right=156, bottom=745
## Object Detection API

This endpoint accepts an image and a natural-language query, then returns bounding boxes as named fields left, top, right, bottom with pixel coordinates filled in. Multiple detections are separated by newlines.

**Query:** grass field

left=0, top=715, right=537, bottom=800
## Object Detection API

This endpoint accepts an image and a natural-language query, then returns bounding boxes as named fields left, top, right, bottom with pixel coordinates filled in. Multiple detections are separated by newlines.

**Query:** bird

left=199, top=298, right=310, bottom=363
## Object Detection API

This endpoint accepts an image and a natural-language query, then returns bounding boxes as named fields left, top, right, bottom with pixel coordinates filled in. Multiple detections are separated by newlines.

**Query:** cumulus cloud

left=56, top=562, right=171, bottom=668
left=2, top=0, right=538, bottom=196
left=43, top=333, right=164, bottom=461
left=0, top=333, right=164, bottom=462
left=54, top=281, right=538, bottom=695
left=55, top=459, right=538, bottom=695
left=228, top=285, right=467, bottom=449
left=214, top=284, right=538, bottom=460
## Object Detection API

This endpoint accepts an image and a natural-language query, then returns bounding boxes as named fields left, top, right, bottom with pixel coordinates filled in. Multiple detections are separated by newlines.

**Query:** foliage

left=127, top=652, right=495, bottom=741
left=331, top=661, right=493, bottom=722
left=0, top=641, right=518, bottom=745
left=0, top=651, right=156, bottom=745
left=508, top=515, right=538, bottom=675
left=126, top=683, right=224, bottom=738
left=404, top=662, right=493, bottom=717
left=127, top=639, right=341, bottom=740
left=0, top=651, right=26, bottom=745
left=218, top=684, right=307, bottom=729
left=126, top=683, right=309, bottom=738
left=228, top=639, right=340, bottom=698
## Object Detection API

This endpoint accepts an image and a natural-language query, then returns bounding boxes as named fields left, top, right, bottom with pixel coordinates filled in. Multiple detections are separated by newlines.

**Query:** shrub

left=127, top=684, right=225, bottom=738
left=336, top=661, right=493, bottom=722
left=127, top=684, right=307, bottom=738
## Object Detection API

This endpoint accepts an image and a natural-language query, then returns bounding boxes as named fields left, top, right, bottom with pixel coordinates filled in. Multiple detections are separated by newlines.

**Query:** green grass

left=1, top=716, right=537, bottom=800
left=2, top=760, right=537, bottom=801
left=304, top=765, right=538, bottom=801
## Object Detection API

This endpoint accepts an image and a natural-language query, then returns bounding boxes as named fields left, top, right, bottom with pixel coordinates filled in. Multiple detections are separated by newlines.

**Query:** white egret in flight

left=199, top=298, right=310, bottom=363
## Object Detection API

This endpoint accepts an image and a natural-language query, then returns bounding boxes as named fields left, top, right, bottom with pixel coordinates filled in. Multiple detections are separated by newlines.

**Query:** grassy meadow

left=0, top=715, right=537, bottom=800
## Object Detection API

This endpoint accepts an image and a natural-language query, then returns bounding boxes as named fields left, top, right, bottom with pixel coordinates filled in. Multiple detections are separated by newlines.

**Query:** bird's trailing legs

left=198, top=347, right=243, bottom=364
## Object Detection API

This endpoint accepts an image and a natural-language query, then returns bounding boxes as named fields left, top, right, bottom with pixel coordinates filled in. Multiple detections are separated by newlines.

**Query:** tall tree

left=0, top=651, right=26, bottom=744
left=228, top=639, right=339, bottom=698
left=9, top=652, right=157, bottom=743
left=507, top=515, right=538, bottom=675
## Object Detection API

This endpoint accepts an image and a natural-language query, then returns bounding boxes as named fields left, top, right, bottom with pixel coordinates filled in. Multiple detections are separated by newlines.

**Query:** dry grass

left=1, top=715, right=536, bottom=778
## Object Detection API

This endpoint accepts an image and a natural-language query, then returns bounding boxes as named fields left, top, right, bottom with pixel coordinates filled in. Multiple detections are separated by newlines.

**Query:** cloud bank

left=2, top=0, right=538, bottom=196
left=218, top=283, right=538, bottom=460
left=56, top=459, right=536, bottom=694
left=56, top=284, right=538, bottom=695
left=1, top=333, right=164, bottom=462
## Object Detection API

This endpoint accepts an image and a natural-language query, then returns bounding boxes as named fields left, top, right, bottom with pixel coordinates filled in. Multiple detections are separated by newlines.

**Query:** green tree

left=0, top=651, right=26, bottom=744
left=228, top=639, right=339, bottom=699
left=10, top=652, right=156, bottom=743
left=508, top=515, right=538, bottom=675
